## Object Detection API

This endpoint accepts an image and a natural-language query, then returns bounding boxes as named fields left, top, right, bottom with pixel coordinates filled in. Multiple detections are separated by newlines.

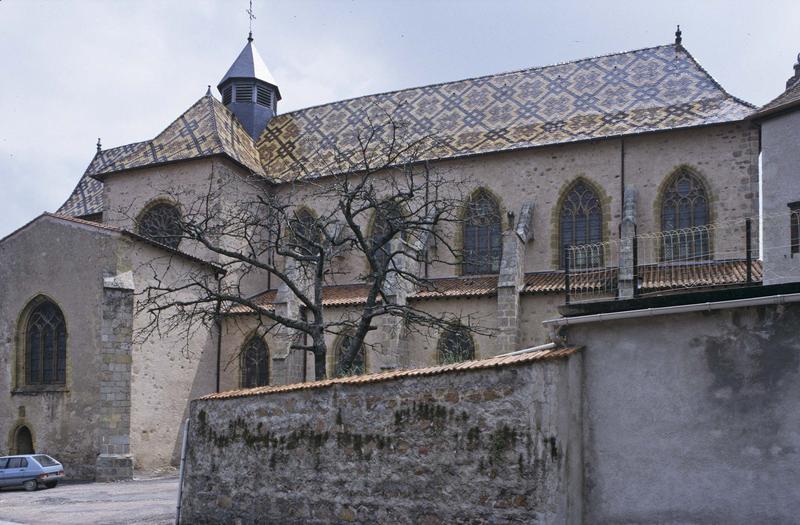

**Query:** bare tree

left=134, top=112, right=487, bottom=380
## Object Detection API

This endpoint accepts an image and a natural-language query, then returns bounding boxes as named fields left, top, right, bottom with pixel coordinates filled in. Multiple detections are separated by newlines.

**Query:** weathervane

left=247, top=0, right=256, bottom=42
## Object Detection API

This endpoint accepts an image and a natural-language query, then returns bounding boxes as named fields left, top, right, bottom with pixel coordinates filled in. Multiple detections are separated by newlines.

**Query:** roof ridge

left=270, top=43, right=677, bottom=119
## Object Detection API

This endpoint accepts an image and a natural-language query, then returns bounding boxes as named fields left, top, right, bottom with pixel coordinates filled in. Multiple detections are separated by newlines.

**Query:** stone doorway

left=14, top=425, right=34, bottom=454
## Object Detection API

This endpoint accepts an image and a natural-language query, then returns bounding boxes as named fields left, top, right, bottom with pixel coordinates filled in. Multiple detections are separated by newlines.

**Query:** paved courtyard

left=0, top=476, right=178, bottom=525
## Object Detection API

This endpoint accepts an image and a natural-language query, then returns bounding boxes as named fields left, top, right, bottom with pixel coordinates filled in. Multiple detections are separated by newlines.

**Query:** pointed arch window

left=334, top=333, right=365, bottom=377
left=289, top=208, right=321, bottom=258
left=437, top=325, right=474, bottom=364
left=138, top=202, right=183, bottom=249
left=559, top=181, right=603, bottom=268
left=25, top=299, right=67, bottom=385
left=660, top=170, right=710, bottom=261
left=463, top=190, right=502, bottom=275
left=241, top=336, right=269, bottom=388
left=370, top=201, right=402, bottom=272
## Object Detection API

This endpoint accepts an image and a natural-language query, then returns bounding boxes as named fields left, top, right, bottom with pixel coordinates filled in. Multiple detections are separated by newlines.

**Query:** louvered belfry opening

left=217, top=38, right=281, bottom=139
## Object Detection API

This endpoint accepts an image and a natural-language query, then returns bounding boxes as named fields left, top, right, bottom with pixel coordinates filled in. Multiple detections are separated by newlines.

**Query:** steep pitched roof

left=86, top=95, right=265, bottom=180
left=61, top=42, right=753, bottom=216
left=58, top=141, right=146, bottom=216
left=218, top=38, right=280, bottom=95
left=256, top=43, right=753, bottom=178
left=753, top=80, right=800, bottom=120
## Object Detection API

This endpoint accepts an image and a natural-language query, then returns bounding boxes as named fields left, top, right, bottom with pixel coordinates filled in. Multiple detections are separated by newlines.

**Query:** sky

left=0, top=0, right=798, bottom=239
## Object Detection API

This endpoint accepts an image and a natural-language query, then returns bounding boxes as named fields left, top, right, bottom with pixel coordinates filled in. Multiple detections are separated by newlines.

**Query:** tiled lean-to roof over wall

left=59, top=43, right=753, bottom=218
left=227, top=259, right=762, bottom=314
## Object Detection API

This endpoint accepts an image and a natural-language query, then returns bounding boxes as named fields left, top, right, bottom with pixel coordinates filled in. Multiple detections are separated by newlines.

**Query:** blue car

left=0, top=454, right=64, bottom=491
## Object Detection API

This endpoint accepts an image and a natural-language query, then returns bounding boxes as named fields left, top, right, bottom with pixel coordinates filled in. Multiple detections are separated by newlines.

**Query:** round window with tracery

left=138, top=203, right=182, bottom=249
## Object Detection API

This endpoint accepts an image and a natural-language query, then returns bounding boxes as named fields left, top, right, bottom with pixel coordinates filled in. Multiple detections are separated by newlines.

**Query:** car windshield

left=33, top=455, right=59, bottom=467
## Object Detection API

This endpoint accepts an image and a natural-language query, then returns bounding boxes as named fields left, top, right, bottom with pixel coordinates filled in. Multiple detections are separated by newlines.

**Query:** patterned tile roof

left=200, top=346, right=579, bottom=400
left=257, top=44, right=753, bottom=178
left=60, top=43, right=753, bottom=217
left=227, top=259, right=762, bottom=315
left=58, top=141, right=146, bottom=216
left=86, top=95, right=265, bottom=180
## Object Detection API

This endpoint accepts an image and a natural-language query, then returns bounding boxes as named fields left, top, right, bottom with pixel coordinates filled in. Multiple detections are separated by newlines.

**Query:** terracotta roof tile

left=200, top=346, right=580, bottom=400
left=229, top=260, right=763, bottom=314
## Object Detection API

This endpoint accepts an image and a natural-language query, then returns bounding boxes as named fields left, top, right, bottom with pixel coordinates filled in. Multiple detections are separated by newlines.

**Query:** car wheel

left=23, top=480, right=38, bottom=492
left=44, top=481, right=58, bottom=489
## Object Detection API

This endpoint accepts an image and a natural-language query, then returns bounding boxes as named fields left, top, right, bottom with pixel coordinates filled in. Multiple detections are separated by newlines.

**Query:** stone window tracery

left=437, top=325, right=474, bottom=364
left=334, top=333, right=365, bottom=377
left=241, top=336, right=269, bottom=388
left=559, top=181, right=603, bottom=268
left=290, top=208, right=321, bottom=257
left=463, top=190, right=502, bottom=275
left=138, top=203, right=183, bottom=249
left=660, top=170, right=710, bottom=261
left=370, top=201, right=402, bottom=272
left=25, top=299, right=66, bottom=385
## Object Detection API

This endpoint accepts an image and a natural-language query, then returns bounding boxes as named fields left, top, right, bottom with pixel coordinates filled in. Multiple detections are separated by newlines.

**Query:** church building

left=3, top=28, right=795, bottom=480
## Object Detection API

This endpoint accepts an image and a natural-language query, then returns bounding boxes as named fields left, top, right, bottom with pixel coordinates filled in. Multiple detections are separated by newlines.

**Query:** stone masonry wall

left=179, top=352, right=583, bottom=524
left=95, top=283, right=134, bottom=481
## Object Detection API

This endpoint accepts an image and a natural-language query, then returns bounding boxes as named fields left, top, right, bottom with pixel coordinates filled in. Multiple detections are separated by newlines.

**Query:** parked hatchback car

left=0, top=454, right=64, bottom=491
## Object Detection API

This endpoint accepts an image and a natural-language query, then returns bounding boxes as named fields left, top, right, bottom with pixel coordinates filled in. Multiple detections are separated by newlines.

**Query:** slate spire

left=217, top=35, right=281, bottom=139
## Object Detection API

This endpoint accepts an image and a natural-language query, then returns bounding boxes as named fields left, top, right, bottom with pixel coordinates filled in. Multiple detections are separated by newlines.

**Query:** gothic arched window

left=334, top=333, right=365, bottom=377
left=437, top=325, right=474, bottom=364
left=463, top=190, right=502, bottom=275
left=290, top=208, right=320, bottom=257
left=660, top=170, right=710, bottom=261
left=138, top=202, right=182, bottom=249
left=370, top=201, right=402, bottom=272
left=25, top=299, right=67, bottom=385
left=240, top=336, right=269, bottom=388
left=559, top=181, right=603, bottom=268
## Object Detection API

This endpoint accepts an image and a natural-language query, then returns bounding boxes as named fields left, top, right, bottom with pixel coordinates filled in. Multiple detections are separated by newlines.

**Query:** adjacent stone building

left=3, top=29, right=791, bottom=479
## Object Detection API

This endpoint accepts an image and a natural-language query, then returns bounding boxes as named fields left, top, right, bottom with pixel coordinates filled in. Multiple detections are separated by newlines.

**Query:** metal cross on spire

left=246, top=0, right=256, bottom=42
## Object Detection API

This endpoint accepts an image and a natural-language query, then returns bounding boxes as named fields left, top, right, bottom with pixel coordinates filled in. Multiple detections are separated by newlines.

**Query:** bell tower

left=218, top=33, right=281, bottom=139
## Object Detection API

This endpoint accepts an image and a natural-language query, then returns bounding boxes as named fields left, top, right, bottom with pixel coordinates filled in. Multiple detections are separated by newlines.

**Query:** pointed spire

left=218, top=39, right=279, bottom=91
left=675, top=25, right=682, bottom=46
left=96, top=138, right=102, bottom=152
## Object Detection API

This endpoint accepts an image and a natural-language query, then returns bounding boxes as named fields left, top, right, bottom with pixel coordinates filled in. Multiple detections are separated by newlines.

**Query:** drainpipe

left=495, top=341, right=557, bottom=357
left=214, top=276, right=222, bottom=393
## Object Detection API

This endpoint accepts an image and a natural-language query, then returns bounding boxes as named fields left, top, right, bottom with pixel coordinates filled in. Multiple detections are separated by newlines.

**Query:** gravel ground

left=0, top=476, right=179, bottom=525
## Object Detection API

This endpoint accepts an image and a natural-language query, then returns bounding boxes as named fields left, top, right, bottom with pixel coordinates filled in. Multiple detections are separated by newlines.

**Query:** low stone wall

left=179, top=350, right=582, bottom=524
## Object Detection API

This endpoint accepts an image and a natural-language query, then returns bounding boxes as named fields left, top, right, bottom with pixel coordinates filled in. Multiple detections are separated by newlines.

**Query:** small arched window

left=240, top=336, right=269, bottom=388
left=660, top=169, right=710, bottom=261
left=25, top=299, right=67, bottom=385
left=289, top=208, right=320, bottom=257
left=370, top=201, right=402, bottom=272
left=334, top=333, right=365, bottom=377
left=463, top=190, right=502, bottom=275
left=437, top=325, right=475, bottom=364
left=559, top=181, right=602, bottom=268
left=138, top=202, right=182, bottom=249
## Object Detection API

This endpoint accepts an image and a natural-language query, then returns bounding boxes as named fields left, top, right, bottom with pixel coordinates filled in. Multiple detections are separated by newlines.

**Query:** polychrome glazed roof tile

left=86, top=95, right=264, bottom=179
left=61, top=43, right=753, bottom=216
left=256, top=44, right=753, bottom=178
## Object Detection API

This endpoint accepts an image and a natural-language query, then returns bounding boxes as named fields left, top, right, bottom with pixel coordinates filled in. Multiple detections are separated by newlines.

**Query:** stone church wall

left=0, top=218, right=120, bottom=479
left=179, top=351, right=583, bottom=525
left=566, top=300, right=800, bottom=524
left=127, top=242, right=219, bottom=471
